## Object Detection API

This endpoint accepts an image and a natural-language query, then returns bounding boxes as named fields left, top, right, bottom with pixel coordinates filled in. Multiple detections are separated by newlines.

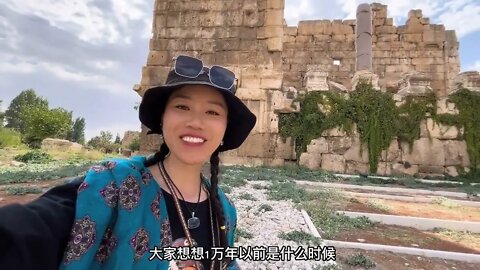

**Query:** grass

left=431, top=196, right=460, bottom=208
left=0, top=161, right=96, bottom=185
left=221, top=164, right=339, bottom=183
left=5, top=186, right=43, bottom=195
left=258, top=204, right=273, bottom=212
left=265, top=179, right=375, bottom=239
left=235, top=228, right=254, bottom=242
left=238, top=193, right=257, bottom=201
left=278, top=230, right=322, bottom=245
left=366, top=198, right=391, bottom=212
left=219, top=184, right=232, bottom=194
left=430, top=229, right=480, bottom=250
left=345, top=253, right=376, bottom=268
left=252, top=183, right=266, bottom=189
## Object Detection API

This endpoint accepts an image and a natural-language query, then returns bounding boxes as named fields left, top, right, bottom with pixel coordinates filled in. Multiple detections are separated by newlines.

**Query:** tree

left=70, top=117, right=86, bottom=144
left=22, top=106, right=73, bottom=147
left=88, top=130, right=113, bottom=151
left=0, top=100, right=5, bottom=128
left=5, top=89, right=48, bottom=133
left=114, top=133, right=121, bottom=144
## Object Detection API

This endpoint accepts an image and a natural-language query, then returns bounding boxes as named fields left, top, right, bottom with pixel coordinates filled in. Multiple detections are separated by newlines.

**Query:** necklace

left=163, top=164, right=203, bottom=229
left=158, top=161, right=219, bottom=270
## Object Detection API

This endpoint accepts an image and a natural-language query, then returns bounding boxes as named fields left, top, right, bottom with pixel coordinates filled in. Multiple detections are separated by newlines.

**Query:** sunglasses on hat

left=173, top=55, right=237, bottom=93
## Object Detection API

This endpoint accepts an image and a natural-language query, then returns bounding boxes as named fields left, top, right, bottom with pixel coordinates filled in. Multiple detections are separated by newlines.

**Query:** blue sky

left=1, top=0, right=479, bottom=140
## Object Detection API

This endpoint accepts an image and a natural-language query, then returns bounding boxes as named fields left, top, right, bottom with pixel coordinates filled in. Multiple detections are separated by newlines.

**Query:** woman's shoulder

left=83, top=155, right=149, bottom=184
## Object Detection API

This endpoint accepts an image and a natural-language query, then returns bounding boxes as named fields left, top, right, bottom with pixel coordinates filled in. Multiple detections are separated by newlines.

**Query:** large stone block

left=402, top=33, right=423, bottom=43
left=444, top=140, right=470, bottom=167
left=401, top=137, right=445, bottom=166
left=41, top=138, right=83, bottom=153
left=346, top=161, right=370, bottom=174
left=236, top=88, right=268, bottom=101
left=141, top=66, right=170, bottom=86
left=418, top=165, right=445, bottom=174
left=392, top=163, right=419, bottom=176
left=376, top=26, right=397, bottom=34
left=238, top=133, right=275, bottom=158
left=436, top=97, right=459, bottom=115
left=420, top=118, right=462, bottom=139
left=321, top=154, right=346, bottom=173
left=344, top=138, right=369, bottom=163
left=267, top=0, right=285, bottom=9
left=275, top=136, right=295, bottom=159
left=147, top=50, right=170, bottom=66
left=307, top=137, right=329, bottom=154
left=380, top=140, right=401, bottom=162
left=299, top=153, right=321, bottom=170
left=259, top=70, right=283, bottom=89
left=265, top=9, right=284, bottom=26
left=266, top=37, right=283, bottom=52
left=376, top=162, right=392, bottom=176
left=304, top=71, right=329, bottom=91
left=271, top=88, right=299, bottom=113
left=328, top=137, right=353, bottom=154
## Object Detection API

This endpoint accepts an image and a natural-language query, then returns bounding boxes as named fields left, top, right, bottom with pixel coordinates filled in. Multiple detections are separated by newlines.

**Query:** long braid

left=209, top=150, right=229, bottom=267
left=144, top=142, right=169, bottom=167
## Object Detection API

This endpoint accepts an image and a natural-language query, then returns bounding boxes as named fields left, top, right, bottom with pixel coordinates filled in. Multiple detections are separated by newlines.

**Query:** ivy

left=435, top=88, right=480, bottom=169
left=278, top=80, right=438, bottom=173
left=278, top=91, right=353, bottom=158
left=348, top=81, right=398, bottom=173
left=396, top=93, right=437, bottom=149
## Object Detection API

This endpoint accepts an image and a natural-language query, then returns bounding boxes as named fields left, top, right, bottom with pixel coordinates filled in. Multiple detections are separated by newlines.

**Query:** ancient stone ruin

left=135, top=0, right=480, bottom=177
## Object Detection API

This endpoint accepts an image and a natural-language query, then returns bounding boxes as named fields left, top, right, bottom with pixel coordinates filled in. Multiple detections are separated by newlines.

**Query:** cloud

left=335, top=0, right=480, bottom=38
left=284, top=0, right=315, bottom=25
left=464, top=61, right=480, bottom=72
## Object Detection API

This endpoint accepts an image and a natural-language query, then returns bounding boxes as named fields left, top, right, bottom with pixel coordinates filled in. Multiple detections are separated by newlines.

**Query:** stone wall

left=136, top=1, right=476, bottom=177
left=282, top=3, right=460, bottom=97
left=137, top=0, right=290, bottom=166
left=121, top=131, right=140, bottom=148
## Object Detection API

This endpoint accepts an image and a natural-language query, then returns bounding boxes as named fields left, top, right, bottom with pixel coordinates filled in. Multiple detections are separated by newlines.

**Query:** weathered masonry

left=136, top=0, right=480, bottom=177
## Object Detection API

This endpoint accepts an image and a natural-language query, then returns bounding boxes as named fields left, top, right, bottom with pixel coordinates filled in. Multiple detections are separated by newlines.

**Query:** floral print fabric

left=60, top=156, right=239, bottom=270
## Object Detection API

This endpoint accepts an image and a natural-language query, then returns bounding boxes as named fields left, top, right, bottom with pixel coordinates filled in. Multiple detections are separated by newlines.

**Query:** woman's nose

left=185, top=112, right=204, bottom=129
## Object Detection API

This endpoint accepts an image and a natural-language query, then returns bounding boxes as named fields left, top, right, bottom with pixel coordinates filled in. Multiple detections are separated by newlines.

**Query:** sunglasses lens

left=210, top=66, right=235, bottom=91
left=175, top=55, right=203, bottom=78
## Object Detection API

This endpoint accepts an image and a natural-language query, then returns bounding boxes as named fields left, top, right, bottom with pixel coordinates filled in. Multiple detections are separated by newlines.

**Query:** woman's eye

left=207, top=110, right=220, bottom=116
left=175, top=105, right=189, bottom=110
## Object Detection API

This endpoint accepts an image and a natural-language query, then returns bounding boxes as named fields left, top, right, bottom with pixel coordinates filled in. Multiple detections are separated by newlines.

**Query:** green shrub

left=6, top=186, right=43, bottom=195
left=129, top=137, right=140, bottom=151
left=0, top=128, right=22, bottom=148
left=345, top=253, right=376, bottom=268
left=14, top=150, right=53, bottom=164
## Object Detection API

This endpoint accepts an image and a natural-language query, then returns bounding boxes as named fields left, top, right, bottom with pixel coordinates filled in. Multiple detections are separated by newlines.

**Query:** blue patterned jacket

left=59, top=156, right=240, bottom=270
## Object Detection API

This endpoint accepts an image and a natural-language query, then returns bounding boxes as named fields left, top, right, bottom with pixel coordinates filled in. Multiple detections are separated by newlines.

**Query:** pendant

left=188, top=213, right=200, bottom=229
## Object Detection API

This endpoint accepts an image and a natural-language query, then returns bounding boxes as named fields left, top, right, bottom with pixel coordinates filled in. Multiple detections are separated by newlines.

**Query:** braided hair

left=144, top=143, right=229, bottom=266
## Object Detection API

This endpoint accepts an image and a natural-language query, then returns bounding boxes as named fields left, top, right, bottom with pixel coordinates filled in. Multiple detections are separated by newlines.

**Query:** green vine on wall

left=278, top=91, right=353, bottom=157
left=435, top=88, right=480, bottom=169
left=278, top=80, right=438, bottom=173
left=348, top=81, right=398, bottom=173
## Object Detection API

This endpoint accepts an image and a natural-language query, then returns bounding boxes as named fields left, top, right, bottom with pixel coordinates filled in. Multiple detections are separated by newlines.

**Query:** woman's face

left=162, top=85, right=228, bottom=165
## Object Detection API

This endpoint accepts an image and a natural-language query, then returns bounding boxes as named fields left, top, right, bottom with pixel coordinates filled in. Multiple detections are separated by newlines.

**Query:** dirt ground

left=335, top=248, right=480, bottom=270
left=334, top=224, right=480, bottom=254
left=343, top=198, right=480, bottom=221
left=0, top=179, right=66, bottom=207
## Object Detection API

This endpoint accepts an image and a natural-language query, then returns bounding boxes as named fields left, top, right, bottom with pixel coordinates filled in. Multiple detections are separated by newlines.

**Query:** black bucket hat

left=139, top=59, right=256, bottom=152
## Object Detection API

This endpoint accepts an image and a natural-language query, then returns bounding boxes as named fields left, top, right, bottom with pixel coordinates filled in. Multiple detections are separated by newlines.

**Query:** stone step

left=343, top=191, right=480, bottom=207
left=295, top=180, right=479, bottom=198
left=338, top=211, right=480, bottom=233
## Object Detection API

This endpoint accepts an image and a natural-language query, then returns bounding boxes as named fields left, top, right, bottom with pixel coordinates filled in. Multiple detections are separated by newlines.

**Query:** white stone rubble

left=229, top=181, right=336, bottom=270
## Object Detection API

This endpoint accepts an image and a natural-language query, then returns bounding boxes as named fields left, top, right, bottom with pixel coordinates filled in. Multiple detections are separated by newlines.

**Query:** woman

left=0, top=55, right=256, bottom=270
